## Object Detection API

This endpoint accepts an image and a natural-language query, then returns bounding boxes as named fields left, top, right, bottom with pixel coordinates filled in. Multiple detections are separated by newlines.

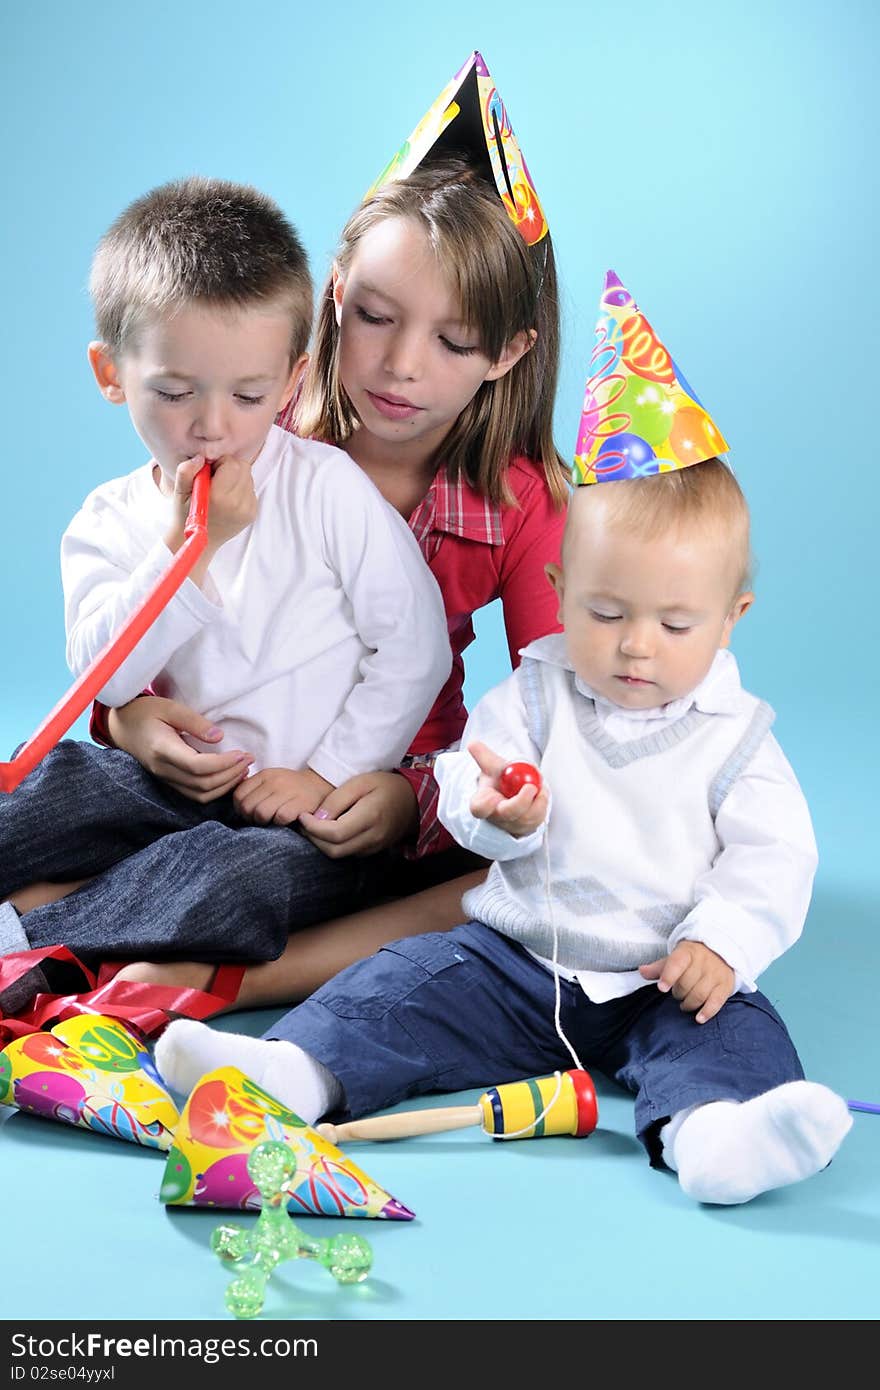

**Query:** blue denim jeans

left=0, top=740, right=399, bottom=964
left=270, top=920, right=805, bottom=1162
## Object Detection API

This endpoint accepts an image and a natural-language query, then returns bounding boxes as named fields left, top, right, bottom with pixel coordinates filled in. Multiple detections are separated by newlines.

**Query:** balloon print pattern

left=0, top=1014, right=180, bottom=1149
left=161, top=1065, right=415, bottom=1221
left=573, top=270, right=729, bottom=486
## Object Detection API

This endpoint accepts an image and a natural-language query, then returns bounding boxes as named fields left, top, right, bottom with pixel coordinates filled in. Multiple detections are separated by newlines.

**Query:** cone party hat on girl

left=366, top=50, right=547, bottom=246
left=0, top=1014, right=179, bottom=1150
left=160, top=1066, right=414, bottom=1221
left=572, top=270, right=729, bottom=486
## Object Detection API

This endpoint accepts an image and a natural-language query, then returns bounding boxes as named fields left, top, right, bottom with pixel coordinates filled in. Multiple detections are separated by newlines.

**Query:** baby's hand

left=466, top=740, right=548, bottom=838
left=639, top=941, right=735, bottom=1024
left=233, top=767, right=334, bottom=826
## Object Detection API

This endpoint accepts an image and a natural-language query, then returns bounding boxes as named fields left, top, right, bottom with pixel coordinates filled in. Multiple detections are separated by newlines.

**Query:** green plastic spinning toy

left=211, top=1139, right=373, bottom=1319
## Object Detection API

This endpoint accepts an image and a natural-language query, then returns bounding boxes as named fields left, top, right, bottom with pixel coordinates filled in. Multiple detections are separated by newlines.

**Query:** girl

left=22, top=157, right=569, bottom=1010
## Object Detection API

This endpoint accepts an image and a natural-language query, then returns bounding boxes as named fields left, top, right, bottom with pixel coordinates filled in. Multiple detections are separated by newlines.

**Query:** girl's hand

left=639, top=941, right=736, bottom=1024
left=467, top=740, right=548, bottom=837
left=233, top=767, right=334, bottom=826
left=298, top=771, right=419, bottom=857
left=107, top=696, right=254, bottom=803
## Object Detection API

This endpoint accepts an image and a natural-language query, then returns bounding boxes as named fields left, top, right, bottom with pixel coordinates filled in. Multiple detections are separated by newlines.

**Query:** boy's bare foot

left=5, top=879, right=92, bottom=915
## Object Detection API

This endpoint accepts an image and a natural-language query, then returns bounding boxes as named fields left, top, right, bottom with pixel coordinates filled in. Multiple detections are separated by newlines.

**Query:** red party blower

left=0, top=465, right=211, bottom=793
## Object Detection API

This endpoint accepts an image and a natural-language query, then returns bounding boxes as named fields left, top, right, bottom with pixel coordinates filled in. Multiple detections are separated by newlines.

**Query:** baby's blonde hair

left=295, top=156, right=568, bottom=508
left=569, top=458, right=753, bottom=595
left=90, top=176, right=313, bottom=362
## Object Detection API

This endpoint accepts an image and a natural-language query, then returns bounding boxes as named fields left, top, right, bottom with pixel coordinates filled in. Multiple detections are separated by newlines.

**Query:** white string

left=543, top=828, right=584, bottom=1073
left=480, top=822, right=584, bottom=1139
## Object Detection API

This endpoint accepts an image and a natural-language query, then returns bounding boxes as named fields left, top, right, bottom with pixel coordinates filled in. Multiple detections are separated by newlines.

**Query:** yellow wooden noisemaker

left=319, top=1068, right=598, bottom=1144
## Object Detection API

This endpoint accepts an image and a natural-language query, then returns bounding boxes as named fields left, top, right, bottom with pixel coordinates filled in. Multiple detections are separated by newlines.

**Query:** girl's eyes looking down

left=353, top=304, right=479, bottom=357
left=439, top=336, right=478, bottom=357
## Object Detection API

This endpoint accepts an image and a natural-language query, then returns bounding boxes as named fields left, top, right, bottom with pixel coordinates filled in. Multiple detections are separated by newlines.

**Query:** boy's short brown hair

left=90, top=176, right=312, bottom=361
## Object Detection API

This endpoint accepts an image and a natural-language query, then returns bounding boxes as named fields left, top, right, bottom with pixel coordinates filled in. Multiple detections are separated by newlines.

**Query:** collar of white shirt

left=520, top=635, right=744, bottom=731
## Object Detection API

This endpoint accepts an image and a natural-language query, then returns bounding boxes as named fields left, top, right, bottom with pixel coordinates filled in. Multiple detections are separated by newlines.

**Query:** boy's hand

left=466, top=740, right=548, bottom=838
left=233, top=767, right=334, bottom=826
left=299, top=771, right=419, bottom=857
left=107, top=696, right=253, bottom=802
left=165, top=453, right=258, bottom=556
left=639, top=941, right=736, bottom=1024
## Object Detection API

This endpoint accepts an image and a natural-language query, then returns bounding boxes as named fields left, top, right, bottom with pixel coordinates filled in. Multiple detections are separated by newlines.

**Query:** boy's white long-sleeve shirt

left=61, top=425, right=451, bottom=784
left=435, top=638, right=818, bottom=1002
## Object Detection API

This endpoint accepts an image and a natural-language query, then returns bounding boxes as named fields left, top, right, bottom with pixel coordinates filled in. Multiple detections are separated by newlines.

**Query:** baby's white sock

left=661, top=1081, right=853, bottom=1205
left=154, top=1019, right=342, bottom=1125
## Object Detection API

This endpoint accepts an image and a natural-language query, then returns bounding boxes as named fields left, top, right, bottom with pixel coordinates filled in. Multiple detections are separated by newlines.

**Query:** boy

left=154, top=276, right=852, bottom=1205
left=0, top=176, right=450, bottom=970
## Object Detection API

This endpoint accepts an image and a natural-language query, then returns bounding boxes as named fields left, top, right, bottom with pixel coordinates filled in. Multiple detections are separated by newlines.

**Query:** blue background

left=1, top=0, right=878, bottom=1326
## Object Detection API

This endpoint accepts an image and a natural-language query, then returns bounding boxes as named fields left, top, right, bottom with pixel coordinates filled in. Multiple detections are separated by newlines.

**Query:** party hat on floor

left=160, top=1066, right=414, bottom=1220
left=572, top=270, right=729, bottom=485
left=366, top=49, right=547, bottom=246
left=0, top=1013, right=179, bottom=1150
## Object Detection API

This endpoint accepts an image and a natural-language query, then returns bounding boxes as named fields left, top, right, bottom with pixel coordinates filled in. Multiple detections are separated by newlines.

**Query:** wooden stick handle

left=317, top=1104, right=481, bottom=1143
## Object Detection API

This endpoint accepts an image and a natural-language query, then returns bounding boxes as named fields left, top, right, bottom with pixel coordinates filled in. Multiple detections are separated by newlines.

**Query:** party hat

left=366, top=50, right=547, bottom=246
left=572, top=270, right=729, bottom=485
left=0, top=1013, right=180, bottom=1150
left=160, top=1066, right=414, bottom=1220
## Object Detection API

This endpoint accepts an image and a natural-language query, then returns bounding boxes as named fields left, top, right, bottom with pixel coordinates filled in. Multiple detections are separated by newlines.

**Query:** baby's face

left=547, top=495, right=752, bottom=709
left=97, top=302, right=301, bottom=483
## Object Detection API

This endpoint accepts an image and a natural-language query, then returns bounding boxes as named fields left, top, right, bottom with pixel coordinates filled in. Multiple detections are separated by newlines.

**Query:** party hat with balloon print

left=0, top=1014, right=179, bottom=1150
left=160, top=1066, right=414, bottom=1221
left=365, top=50, right=547, bottom=247
left=572, top=270, right=729, bottom=486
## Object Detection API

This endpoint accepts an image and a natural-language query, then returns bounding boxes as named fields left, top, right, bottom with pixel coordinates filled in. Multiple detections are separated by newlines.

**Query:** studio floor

left=1, top=871, right=878, bottom=1323
left=2, top=0, right=879, bottom=1332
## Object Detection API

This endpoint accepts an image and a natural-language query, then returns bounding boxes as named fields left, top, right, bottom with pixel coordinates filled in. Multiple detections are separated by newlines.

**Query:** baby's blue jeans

left=270, top=920, right=805, bottom=1162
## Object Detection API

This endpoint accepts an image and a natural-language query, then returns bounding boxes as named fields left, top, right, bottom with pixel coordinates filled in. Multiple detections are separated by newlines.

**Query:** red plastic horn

left=0, top=465, right=211, bottom=793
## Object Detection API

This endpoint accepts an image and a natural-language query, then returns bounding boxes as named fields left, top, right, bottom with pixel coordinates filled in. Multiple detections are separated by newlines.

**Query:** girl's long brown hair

left=296, top=158, right=568, bottom=507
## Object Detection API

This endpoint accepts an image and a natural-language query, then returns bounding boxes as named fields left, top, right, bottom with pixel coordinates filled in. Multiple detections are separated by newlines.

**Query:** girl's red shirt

left=395, top=453, right=564, bottom=855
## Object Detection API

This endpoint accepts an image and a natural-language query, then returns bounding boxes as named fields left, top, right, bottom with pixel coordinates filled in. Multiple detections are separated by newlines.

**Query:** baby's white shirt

left=436, top=639, right=818, bottom=1002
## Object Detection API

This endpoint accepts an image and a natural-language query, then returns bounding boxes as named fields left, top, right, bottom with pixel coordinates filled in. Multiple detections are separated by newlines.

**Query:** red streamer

left=0, top=944, right=244, bottom=1045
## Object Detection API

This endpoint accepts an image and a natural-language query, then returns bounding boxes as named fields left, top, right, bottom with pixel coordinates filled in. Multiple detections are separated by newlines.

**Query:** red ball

left=499, top=761, right=542, bottom=798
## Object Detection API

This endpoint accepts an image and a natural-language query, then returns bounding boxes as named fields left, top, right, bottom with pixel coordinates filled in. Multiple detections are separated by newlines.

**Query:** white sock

left=154, top=1019, right=342, bottom=1125
left=662, top=1081, right=853, bottom=1205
